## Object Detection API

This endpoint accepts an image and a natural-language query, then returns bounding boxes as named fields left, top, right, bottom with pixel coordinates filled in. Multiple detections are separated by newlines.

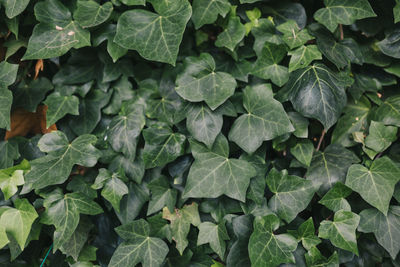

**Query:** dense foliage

left=0, top=0, right=400, bottom=266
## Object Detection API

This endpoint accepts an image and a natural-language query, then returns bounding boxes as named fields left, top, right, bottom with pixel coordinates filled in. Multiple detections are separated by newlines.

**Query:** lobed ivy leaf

left=74, top=0, right=113, bottom=28
left=197, top=221, right=229, bottom=259
left=0, top=159, right=30, bottom=200
left=378, top=25, right=400, bottom=59
left=290, top=139, right=314, bottom=167
left=319, top=182, right=352, bottom=212
left=191, top=0, right=230, bottom=29
left=43, top=92, right=79, bottom=128
left=305, top=247, right=339, bottom=266
left=288, top=218, right=321, bottom=251
left=215, top=16, right=246, bottom=52
left=365, top=121, right=397, bottom=153
left=147, top=176, right=177, bottom=216
left=276, top=20, right=314, bottom=49
left=288, top=45, right=322, bottom=72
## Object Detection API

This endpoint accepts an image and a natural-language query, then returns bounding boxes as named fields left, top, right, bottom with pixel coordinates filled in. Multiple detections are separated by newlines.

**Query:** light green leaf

left=120, top=0, right=145, bottom=5
left=197, top=222, right=229, bottom=259
left=162, top=203, right=200, bottom=255
left=110, top=219, right=169, bottom=267
left=378, top=26, right=400, bottom=59
left=74, top=0, right=113, bottom=28
left=3, top=0, right=30, bottom=18
left=365, top=121, right=397, bottom=153
left=288, top=45, right=322, bottom=72
left=229, top=84, right=294, bottom=154
left=306, top=144, right=359, bottom=194
left=358, top=206, right=400, bottom=259
left=318, top=210, right=360, bottom=255
left=22, top=131, right=101, bottom=192
left=305, top=247, right=339, bottom=267
left=395, top=2, right=400, bottom=23
left=147, top=176, right=177, bottom=216
left=319, top=182, right=352, bottom=212
left=314, top=0, right=376, bottom=32
left=175, top=53, right=237, bottom=110
left=215, top=16, right=245, bottom=51
left=0, top=141, right=19, bottom=169
left=191, top=0, right=230, bottom=29
left=276, top=20, right=314, bottom=49
left=143, top=122, right=186, bottom=169
left=114, top=0, right=192, bottom=65
left=0, top=159, right=30, bottom=200
left=183, top=135, right=256, bottom=201
left=290, top=139, right=314, bottom=167
left=279, top=63, right=353, bottom=130
left=44, top=92, right=79, bottom=128
left=288, top=111, right=309, bottom=138
left=267, top=169, right=316, bottom=223
left=0, top=199, right=38, bottom=250
left=345, top=156, right=400, bottom=215
left=251, top=43, right=289, bottom=86
left=0, top=61, right=19, bottom=86
left=0, top=87, right=13, bottom=130
left=288, top=218, right=321, bottom=251
left=60, top=217, right=92, bottom=261
left=249, top=214, right=298, bottom=267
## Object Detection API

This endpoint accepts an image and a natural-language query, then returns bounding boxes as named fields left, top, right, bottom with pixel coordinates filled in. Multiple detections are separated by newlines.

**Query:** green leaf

left=228, top=84, right=294, bottom=154
left=0, top=61, right=19, bottom=86
left=358, top=206, right=400, bottom=259
left=143, top=122, right=186, bottom=169
left=318, top=210, right=360, bottom=255
left=251, top=43, right=289, bottom=86
left=197, top=221, right=229, bottom=259
left=372, top=95, right=400, bottom=126
left=0, top=199, right=38, bottom=250
left=183, top=135, right=256, bottom=201
left=215, top=16, right=245, bottom=52
left=191, top=0, right=230, bottom=29
left=365, top=121, right=397, bottom=153
left=395, top=2, right=400, bottom=23
left=276, top=20, right=314, bottom=49
left=120, top=0, right=145, bottom=5
left=3, top=0, right=30, bottom=18
left=305, top=247, right=339, bottom=267
left=0, top=87, right=13, bottom=131
left=42, top=189, right=103, bottom=250
left=288, top=218, right=321, bottom=250
left=74, top=0, right=113, bottom=28
left=110, top=219, right=169, bottom=267
left=0, top=141, right=19, bottom=169
left=318, top=182, right=352, bottom=212
left=162, top=203, right=200, bottom=255
left=249, top=214, right=298, bottom=267
left=175, top=53, right=237, bottom=110
left=288, top=111, right=309, bottom=138
left=13, top=77, right=53, bottom=112
left=267, top=169, right=316, bottom=223
left=114, top=0, right=192, bottom=65
left=92, top=168, right=129, bottom=212
left=305, top=144, right=359, bottom=194
left=147, top=176, right=177, bottom=216
left=314, top=0, right=376, bottom=32
left=44, top=92, right=79, bottom=128
left=290, top=139, right=314, bottom=167
left=378, top=26, right=400, bottom=59
left=60, top=217, right=92, bottom=261
left=22, top=131, right=101, bottom=192
left=288, top=45, right=322, bottom=72
left=345, top=156, right=400, bottom=215
left=0, top=159, right=30, bottom=200
left=279, top=63, right=353, bottom=130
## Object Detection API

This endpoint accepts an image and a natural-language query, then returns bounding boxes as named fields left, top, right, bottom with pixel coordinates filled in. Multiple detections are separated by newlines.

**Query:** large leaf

left=345, top=156, right=400, bottom=215
left=314, top=0, right=376, bottom=32
left=74, top=0, right=113, bottom=28
left=191, top=0, right=230, bottom=29
left=229, top=84, right=294, bottom=154
left=114, top=0, right=192, bottom=65
left=22, top=131, right=101, bottom=192
left=3, top=0, right=30, bottom=18
left=183, top=135, right=256, bottom=201
left=278, top=63, right=353, bottom=130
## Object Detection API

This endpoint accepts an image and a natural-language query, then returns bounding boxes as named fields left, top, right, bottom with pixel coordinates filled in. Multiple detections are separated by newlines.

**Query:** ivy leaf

left=378, top=26, right=400, bottom=59
left=358, top=206, right=400, bottom=259
left=251, top=43, right=289, bottom=86
left=319, top=182, right=352, bottom=212
left=314, top=0, right=376, bottom=32
left=191, top=0, right=230, bottom=29
left=120, top=0, right=145, bottom=5
left=60, top=216, right=92, bottom=261
left=0, top=87, right=13, bottom=131
left=143, top=122, right=186, bottom=169
left=372, top=95, right=400, bottom=126
left=0, top=199, right=38, bottom=250
left=305, top=247, right=339, bottom=266
left=74, top=0, right=113, bottom=28
left=365, top=121, right=398, bottom=153
left=162, top=203, right=201, bottom=255
left=22, top=131, right=101, bottom=192
left=267, top=169, right=316, bottom=223
left=215, top=16, right=246, bottom=52
left=3, top=0, right=30, bottom=18
left=92, top=168, right=129, bottom=212
left=147, top=176, right=177, bottom=216
left=42, top=189, right=103, bottom=250
left=229, top=84, right=294, bottom=154
left=110, top=219, right=169, bottom=267
left=0, top=61, right=19, bottom=86
left=43, top=92, right=79, bottom=128
left=226, top=215, right=252, bottom=267
left=175, top=53, right=237, bottom=110
left=276, top=20, right=314, bottom=49
left=0, top=159, right=30, bottom=200
left=279, top=63, right=353, bottom=130
left=345, top=156, right=400, bottom=215
left=114, top=0, right=192, bottom=65
left=306, top=144, right=359, bottom=194
left=288, top=218, right=321, bottom=250
left=395, top=2, right=400, bottom=23
left=249, top=214, right=298, bottom=267
left=0, top=141, right=19, bottom=169
left=106, top=104, right=145, bottom=160
left=318, top=210, right=360, bottom=255
left=197, top=221, right=229, bottom=259
left=13, top=77, right=54, bottom=112
left=290, top=139, right=314, bottom=167
left=288, top=45, right=322, bottom=72
left=183, top=135, right=256, bottom=201
left=23, top=0, right=90, bottom=60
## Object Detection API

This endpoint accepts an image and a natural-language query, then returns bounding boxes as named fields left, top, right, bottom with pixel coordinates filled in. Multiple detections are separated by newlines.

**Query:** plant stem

left=339, top=24, right=344, bottom=40
left=316, top=130, right=326, bottom=152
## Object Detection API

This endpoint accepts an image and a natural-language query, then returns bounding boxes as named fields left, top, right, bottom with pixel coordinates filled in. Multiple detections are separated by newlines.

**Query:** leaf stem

left=316, top=130, right=326, bottom=152
left=339, top=24, right=344, bottom=40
